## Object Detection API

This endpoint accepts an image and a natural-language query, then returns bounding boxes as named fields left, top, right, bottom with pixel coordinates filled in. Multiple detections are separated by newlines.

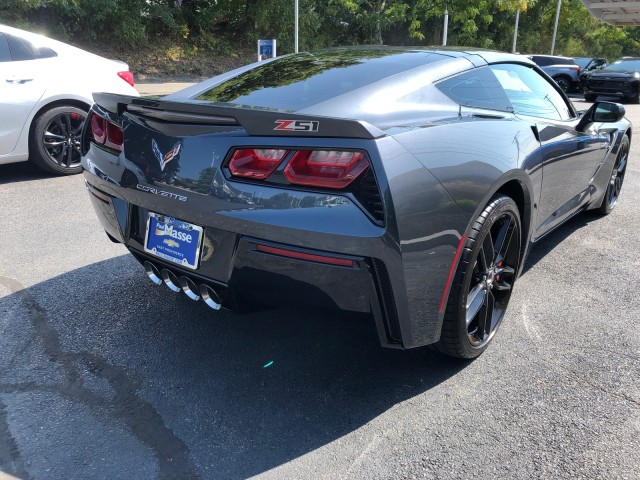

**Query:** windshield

left=574, top=58, right=591, bottom=69
left=605, top=59, right=640, bottom=71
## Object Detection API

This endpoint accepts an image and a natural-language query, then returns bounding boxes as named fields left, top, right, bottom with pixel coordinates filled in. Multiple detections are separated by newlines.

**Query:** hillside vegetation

left=2, top=0, right=640, bottom=79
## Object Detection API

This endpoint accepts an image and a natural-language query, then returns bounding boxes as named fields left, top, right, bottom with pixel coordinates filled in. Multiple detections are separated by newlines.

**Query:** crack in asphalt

left=561, top=366, right=640, bottom=409
left=0, top=276, right=202, bottom=480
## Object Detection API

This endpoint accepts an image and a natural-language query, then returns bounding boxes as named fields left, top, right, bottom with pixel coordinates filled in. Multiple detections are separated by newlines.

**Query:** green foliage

left=0, top=0, right=638, bottom=60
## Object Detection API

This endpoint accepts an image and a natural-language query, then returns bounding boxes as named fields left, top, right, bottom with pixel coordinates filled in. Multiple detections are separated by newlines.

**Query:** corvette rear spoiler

left=93, top=93, right=385, bottom=139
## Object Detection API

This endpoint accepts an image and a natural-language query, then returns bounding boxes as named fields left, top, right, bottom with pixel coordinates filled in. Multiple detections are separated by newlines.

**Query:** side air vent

left=371, top=258, right=401, bottom=343
left=353, top=170, right=385, bottom=225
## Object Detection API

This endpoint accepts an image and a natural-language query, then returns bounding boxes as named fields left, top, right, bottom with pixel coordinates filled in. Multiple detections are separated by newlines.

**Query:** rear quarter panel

left=388, top=116, right=542, bottom=343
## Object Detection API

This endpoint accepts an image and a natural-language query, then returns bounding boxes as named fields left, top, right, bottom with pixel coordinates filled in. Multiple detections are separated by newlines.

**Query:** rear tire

left=29, top=105, right=87, bottom=175
left=553, top=75, right=571, bottom=93
left=433, top=195, right=522, bottom=359
left=596, top=135, right=629, bottom=215
left=584, top=93, right=597, bottom=102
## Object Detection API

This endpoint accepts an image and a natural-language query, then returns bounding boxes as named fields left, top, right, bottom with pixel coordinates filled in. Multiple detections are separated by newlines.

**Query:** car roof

left=0, top=24, right=108, bottom=62
left=527, top=54, right=573, bottom=60
left=317, top=45, right=534, bottom=66
left=168, top=46, right=544, bottom=130
left=170, top=46, right=536, bottom=103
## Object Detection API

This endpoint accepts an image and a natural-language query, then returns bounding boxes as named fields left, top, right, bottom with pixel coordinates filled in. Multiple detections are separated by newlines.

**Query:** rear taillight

left=227, top=147, right=370, bottom=189
left=106, top=122, right=123, bottom=149
left=229, top=148, right=288, bottom=179
left=90, top=115, right=106, bottom=144
left=284, top=150, right=369, bottom=189
left=117, top=71, right=135, bottom=87
left=90, top=113, right=123, bottom=152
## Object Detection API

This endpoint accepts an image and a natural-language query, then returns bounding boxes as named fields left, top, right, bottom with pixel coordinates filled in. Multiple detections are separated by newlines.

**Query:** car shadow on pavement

left=0, top=162, right=53, bottom=185
left=0, top=255, right=467, bottom=480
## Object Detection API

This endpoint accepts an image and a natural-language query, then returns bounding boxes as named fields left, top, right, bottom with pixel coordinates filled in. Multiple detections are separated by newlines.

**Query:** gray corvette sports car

left=82, top=47, right=630, bottom=358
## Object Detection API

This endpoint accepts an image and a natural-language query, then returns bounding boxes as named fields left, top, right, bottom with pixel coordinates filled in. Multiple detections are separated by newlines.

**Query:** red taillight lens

left=90, top=115, right=106, bottom=144
left=90, top=113, right=123, bottom=152
left=229, top=148, right=288, bottom=179
left=105, top=123, right=123, bottom=151
left=284, top=150, right=369, bottom=189
left=117, top=71, right=135, bottom=87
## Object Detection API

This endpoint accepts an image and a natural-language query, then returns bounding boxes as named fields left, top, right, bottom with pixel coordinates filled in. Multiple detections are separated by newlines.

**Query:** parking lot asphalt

left=0, top=95, right=639, bottom=480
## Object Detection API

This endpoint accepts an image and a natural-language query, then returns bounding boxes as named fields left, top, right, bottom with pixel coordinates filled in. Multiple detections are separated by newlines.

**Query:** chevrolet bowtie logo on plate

left=152, top=138, right=181, bottom=170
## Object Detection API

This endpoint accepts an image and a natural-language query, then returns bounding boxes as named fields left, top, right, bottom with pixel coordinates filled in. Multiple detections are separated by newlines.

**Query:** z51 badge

left=274, top=119, right=319, bottom=132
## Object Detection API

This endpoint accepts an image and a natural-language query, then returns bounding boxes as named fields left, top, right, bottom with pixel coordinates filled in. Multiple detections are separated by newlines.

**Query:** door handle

left=6, top=76, right=33, bottom=84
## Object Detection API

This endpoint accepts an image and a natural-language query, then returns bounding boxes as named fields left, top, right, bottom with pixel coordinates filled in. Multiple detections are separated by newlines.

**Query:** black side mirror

left=577, top=101, right=625, bottom=131
left=593, top=102, right=625, bottom=122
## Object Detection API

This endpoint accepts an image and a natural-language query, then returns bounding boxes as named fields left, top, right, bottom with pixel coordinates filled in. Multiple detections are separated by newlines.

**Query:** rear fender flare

left=431, top=170, right=535, bottom=344
left=460, top=170, right=536, bottom=276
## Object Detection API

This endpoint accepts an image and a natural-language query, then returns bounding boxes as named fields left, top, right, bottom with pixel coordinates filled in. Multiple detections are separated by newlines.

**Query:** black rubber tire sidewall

left=29, top=105, right=87, bottom=175
left=434, top=195, right=521, bottom=359
left=596, top=135, right=629, bottom=215
left=554, top=76, right=570, bottom=93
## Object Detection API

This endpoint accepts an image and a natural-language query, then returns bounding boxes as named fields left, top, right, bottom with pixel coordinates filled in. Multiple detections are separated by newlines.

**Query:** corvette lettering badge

left=152, top=138, right=181, bottom=170
left=274, top=119, right=319, bottom=132
left=136, top=184, right=188, bottom=202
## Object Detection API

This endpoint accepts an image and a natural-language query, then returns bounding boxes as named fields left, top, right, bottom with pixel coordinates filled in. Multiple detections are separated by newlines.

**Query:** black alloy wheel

left=597, top=135, right=629, bottom=215
left=434, top=195, right=522, bottom=359
left=554, top=76, right=571, bottom=93
left=29, top=105, right=87, bottom=175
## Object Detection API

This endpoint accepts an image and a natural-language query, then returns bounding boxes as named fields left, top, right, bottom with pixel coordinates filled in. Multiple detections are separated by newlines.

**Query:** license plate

left=144, top=212, right=204, bottom=270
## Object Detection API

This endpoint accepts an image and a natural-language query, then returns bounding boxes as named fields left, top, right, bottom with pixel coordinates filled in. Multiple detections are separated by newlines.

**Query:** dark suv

left=527, top=55, right=581, bottom=93
left=575, top=57, right=609, bottom=89
left=583, top=57, right=640, bottom=103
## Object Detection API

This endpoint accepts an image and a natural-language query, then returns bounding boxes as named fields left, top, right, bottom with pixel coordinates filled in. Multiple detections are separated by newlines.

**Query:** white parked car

left=0, top=25, right=139, bottom=175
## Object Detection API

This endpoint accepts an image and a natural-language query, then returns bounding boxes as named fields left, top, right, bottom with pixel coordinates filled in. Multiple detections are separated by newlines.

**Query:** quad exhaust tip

left=144, top=260, right=222, bottom=310
left=161, top=268, right=181, bottom=293
left=180, top=276, right=201, bottom=301
left=144, top=261, right=162, bottom=285
left=199, top=284, right=222, bottom=310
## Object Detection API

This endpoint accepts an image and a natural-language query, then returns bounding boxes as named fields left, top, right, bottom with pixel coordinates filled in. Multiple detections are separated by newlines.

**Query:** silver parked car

left=527, top=54, right=581, bottom=93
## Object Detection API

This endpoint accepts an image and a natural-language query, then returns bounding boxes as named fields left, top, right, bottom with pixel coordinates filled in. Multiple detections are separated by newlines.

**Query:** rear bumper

left=83, top=171, right=406, bottom=348
left=81, top=113, right=468, bottom=350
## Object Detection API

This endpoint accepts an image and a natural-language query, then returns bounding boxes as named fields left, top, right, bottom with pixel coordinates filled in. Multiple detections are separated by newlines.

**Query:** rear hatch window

left=194, top=49, right=449, bottom=111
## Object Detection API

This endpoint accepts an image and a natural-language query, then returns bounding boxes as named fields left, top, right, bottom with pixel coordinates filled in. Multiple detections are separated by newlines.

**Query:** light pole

left=295, top=0, right=299, bottom=53
left=443, top=6, right=449, bottom=46
left=512, top=8, right=520, bottom=54
left=551, top=0, right=561, bottom=55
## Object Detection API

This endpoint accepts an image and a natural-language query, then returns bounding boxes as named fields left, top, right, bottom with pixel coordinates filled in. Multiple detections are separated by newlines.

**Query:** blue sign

left=144, top=213, right=203, bottom=270
left=258, top=39, right=277, bottom=61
